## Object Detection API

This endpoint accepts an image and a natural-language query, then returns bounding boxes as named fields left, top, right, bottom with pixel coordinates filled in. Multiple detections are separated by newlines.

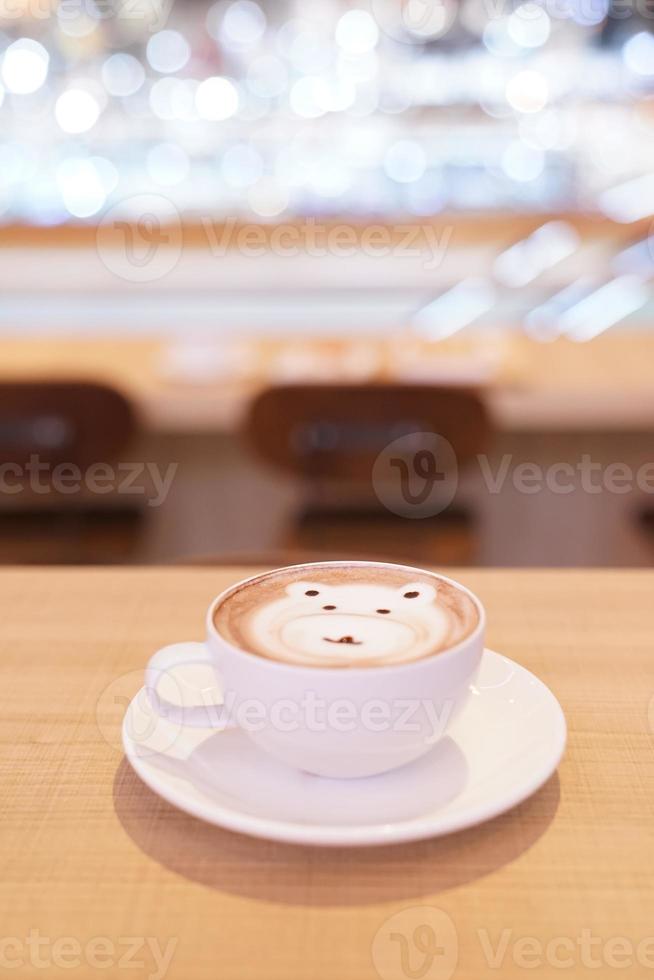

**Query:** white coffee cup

left=145, top=562, right=485, bottom=778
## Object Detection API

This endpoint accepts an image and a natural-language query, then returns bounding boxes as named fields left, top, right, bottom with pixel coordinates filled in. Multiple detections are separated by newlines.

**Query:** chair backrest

left=0, top=382, right=137, bottom=469
left=244, top=384, right=491, bottom=482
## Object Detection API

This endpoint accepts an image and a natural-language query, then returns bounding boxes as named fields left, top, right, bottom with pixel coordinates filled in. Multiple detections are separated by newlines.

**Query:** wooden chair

left=242, top=384, right=492, bottom=565
left=0, top=382, right=142, bottom=563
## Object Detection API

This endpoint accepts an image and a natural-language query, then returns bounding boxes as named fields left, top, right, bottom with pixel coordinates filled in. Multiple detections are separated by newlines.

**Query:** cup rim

left=206, top=560, right=486, bottom=677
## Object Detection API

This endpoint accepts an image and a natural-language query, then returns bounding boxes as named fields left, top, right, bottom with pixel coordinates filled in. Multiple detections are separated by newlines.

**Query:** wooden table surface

left=1, top=567, right=652, bottom=980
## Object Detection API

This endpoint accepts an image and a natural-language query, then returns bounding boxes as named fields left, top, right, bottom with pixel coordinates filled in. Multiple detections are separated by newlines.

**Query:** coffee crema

left=213, top=562, right=479, bottom=668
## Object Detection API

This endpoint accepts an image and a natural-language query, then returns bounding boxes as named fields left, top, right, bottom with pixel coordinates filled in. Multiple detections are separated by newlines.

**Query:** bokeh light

left=1, top=38, right=49, bottom=95
left=150, top=77, right=199, bottom=121
left=195, top=75, right=239, bottom=120
left=335, top=10, right=379, bottom=55
left=146, top=31, right=191, bottom=74
left=248, top=176, right=289, bottom=217
left=290, top=76, right=330, bottom=118
left=219, top=0, right=266, bottom=47
left=623, top=33, right=654, bottom=77
left=501, top=140, right=545, bottom=182
left=507, top=4, right=551, bottom=48
left=222, top=143, right=264, bottom=188
left=384, top=141, right=427, bottom=183
left=0, top=0, right=650, bottom=227
left=102, top=53, right=146, bottom=97
left=55, top=89, right=101, bottom=134
left=56, top=158, right=107, bottom=218
left=506, top=70, right=549, bottom=113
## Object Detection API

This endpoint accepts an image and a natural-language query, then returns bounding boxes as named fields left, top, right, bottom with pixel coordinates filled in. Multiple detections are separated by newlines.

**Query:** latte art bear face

left=215, top=565, right=479, bottom=668
left=250, top=581, right=447, bottom=666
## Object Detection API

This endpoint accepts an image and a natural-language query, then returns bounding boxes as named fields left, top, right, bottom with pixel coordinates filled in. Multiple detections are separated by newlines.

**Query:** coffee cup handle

left=145, top=642, right=236, bottom=729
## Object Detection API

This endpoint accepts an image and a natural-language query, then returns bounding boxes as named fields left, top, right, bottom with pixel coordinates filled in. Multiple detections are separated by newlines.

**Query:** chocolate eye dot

left=404, top=591, right=419, bottom=598
left=323, top=604, right=336, bottom=610
left=305, top=590, right=319, bottom=596
left=377, top=608, right=390, bottom=614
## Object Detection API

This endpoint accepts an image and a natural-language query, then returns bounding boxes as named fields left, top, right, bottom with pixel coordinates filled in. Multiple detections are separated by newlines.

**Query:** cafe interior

left=2, top=0, right=654, bottom=570
left=3, top=1, right=654, bottom=974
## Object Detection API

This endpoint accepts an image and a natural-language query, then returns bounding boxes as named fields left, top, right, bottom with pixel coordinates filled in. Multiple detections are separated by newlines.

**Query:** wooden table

left=0, top=567, right=652, bottom=980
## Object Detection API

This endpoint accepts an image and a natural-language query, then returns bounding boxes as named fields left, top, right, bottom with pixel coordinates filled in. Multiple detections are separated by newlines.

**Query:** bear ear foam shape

left=286, top=581, right=324, bottom=598
left=398, top=582, right=437, bottom=605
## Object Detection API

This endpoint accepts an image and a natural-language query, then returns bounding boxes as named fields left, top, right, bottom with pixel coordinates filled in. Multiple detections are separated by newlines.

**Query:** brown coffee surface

left=213, top=562, right=480, bottom=668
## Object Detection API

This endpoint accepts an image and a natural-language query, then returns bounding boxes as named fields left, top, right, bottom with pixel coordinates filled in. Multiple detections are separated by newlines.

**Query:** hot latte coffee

left=213, top=562, right=479, bottom=668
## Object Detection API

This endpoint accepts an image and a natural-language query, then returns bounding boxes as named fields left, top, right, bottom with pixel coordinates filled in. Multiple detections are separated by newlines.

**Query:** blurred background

left=1, top=0, right=654, bottom=567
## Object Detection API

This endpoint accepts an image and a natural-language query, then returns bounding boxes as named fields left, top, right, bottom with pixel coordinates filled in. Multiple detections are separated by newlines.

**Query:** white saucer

left=122, top=649, right=566, bottom=847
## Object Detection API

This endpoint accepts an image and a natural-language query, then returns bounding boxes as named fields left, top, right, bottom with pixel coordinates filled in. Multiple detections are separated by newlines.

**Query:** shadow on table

left=113, top=758, right=560, bottom=907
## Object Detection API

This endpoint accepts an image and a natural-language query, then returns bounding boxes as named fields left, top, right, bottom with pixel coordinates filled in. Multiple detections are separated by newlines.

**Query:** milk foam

left=216, top=566, right=479, bottom=667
